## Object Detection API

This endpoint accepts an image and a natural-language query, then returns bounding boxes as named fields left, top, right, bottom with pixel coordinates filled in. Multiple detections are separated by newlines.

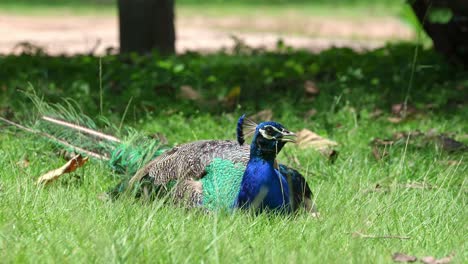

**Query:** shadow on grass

left=0, top=43, right=466, bottom=121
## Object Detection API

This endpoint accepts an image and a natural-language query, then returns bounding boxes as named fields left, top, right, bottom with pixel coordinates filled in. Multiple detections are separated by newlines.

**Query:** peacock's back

left=138, top=140, right=250, bottom=185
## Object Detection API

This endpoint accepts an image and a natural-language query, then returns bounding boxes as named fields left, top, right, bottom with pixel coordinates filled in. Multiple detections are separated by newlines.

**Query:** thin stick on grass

left=0, top=117, right=108, bottom=160
left=350, top=231, right=411, bottom=240
left=42, top=116, right=121, bottom=143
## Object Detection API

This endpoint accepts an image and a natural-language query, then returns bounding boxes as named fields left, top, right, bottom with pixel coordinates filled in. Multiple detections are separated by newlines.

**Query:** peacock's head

left=255, top=121, right=296, bottom=145
left=237, top=114, right=296, bottom=158
left=241, top=118, right=295, bottom=159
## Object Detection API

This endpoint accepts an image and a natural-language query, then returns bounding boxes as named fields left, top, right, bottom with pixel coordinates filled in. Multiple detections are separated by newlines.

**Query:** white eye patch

left=259, top=125, right=282, bottom=139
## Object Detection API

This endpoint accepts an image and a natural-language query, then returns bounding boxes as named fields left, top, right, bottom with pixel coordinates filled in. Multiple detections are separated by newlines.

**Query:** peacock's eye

left=265, top=126, right=273, bottom=134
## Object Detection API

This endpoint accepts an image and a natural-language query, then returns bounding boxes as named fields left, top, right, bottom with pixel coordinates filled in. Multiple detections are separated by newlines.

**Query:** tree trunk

left=118, top=0, right=175, bottom=54
left=410, top=0, right=468, bottom=67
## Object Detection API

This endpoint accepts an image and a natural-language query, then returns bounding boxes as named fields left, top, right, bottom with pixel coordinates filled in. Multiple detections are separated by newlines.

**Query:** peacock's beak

left=279, top=130, right=296, bottom=143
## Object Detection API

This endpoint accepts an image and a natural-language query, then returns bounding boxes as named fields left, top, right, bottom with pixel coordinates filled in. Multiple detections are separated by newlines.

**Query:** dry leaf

left=361, top=184, right=388, bottom=194
left=37, top=154, right=89, bottom=185
left=420, top=254, right=453, bottom=264
left=372, top=145, right=388, bottom=160
left=370, top=108, right=384, bottom=118
left=151, top=132, right=169, bottom=145
left=371, top=138, right=394, bottom=160
left=437, top=136, right=467, bottom=152
left=424, top=103, right=437, bottom=110
left=249, top=109, right=273, bottom=121
left=372, top=138, right=395, bottom=146
left=16, top=159, right=30, bottom=168
left=180, top=85, right=201, bottom=100
left=392, top=131, right=424, bottom=141
left=226, top=86, right=241, bottom=100
left=304, top=109, right=318, bottom=119
left=372, top=131, right=467, bottom=160
left=97, top=192, right=111, bottom=201
left=392, top=253, right=417, bottom=262
left=223, top=86, right=241, bottom=109
left=296, top=129, right=337, bottom=150
left=402, top=182, right=434, bottom=190
left=387, top=117, right=404, bottom=123
left=352, top=232, right=410, bottom=240
left=304, top=80, right=320, bottom=96
left=440, top=160, right=462, bottom=166
left=392, top=103, right=417, bottom=117
left=296, top=129, right=338, bottom=160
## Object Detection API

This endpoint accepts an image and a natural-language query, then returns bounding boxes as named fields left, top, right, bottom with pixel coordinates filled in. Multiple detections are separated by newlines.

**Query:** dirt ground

left=0, top=13, right=414, bottom=55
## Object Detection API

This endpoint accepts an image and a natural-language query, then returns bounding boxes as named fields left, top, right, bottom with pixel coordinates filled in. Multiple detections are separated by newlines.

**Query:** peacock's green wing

left=125, top=140, right=249, bottom=206
left=200, top=158, right=246, bottom=211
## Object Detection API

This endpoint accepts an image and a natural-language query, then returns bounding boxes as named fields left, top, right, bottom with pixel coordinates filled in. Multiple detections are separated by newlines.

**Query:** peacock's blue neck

left=236, top=139, right=290, bottom=212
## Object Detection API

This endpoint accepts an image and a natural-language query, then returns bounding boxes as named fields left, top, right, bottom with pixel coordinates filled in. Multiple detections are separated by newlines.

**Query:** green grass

left=0, top=44, right=467, bottom=262
left=0, top=108, right=466, bottom=263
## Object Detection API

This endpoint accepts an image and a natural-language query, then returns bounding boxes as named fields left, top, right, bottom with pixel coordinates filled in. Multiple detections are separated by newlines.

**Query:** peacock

left=126, top=115, right=317, bottom=214
left=1, top=97, right=317, bottom=214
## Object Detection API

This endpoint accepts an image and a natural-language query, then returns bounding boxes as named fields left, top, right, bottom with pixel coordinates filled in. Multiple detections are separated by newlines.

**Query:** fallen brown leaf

left=226, top=86, right=241, bottom=100
left=440, top=160, right=462, bottom=166
left=372, top=145, right=389, bottom=160
left=97, top=192, right=111, bottom=201
left=372, top=138, right=395, bottom=146
left=424, top=103, right=437, bottom=110
left=0, top=106, right=13, bottom=120
left=387, top=117, right=404, bottom=124
left=392, top=103, right=417, bottom=118
left=370, top=108, right=384, bottom=118
left=304, top=80, right=320, bottom=96
left=179, top=85, right=201, bottom=100
left=249, top=109, right=273, bottom=121
left=361, top=183, right=388, bottom=194
left=420, top=254, right=453, bottom=264
left=304, top=109, right=318, bottom=119
left=16, top=159, right=30, bottom=168
left=296, top=129, right=337, bottom=149
left=392, top=131, right=424, bottom=141
left=352, top=232, right=410, bottom=240
left=437, top=136, right=467, bottom=152
left=296, top=129, right=338, bottom=160
left=392, top=252, right=418, bottom=262
left=371, top=131, right=466, bottom=161
left=37, top=154, right=89, bottom=185
left=222, top=86, right=241, bottom=109
left=151, top=132, right=169, bottom=145
left=402, top=182, right=434, bottom=190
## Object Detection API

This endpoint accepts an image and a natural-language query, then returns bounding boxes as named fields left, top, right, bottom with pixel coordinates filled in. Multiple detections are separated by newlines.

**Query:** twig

left=0, top=117, right=108, bottom=160
left=350, top=231, right=410, bottom=240
left=42, top=116, right=121, bottom=143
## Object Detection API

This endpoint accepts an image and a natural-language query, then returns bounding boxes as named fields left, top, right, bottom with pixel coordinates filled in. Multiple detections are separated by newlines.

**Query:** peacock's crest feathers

left=236, top=114, right=257, bottom=146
